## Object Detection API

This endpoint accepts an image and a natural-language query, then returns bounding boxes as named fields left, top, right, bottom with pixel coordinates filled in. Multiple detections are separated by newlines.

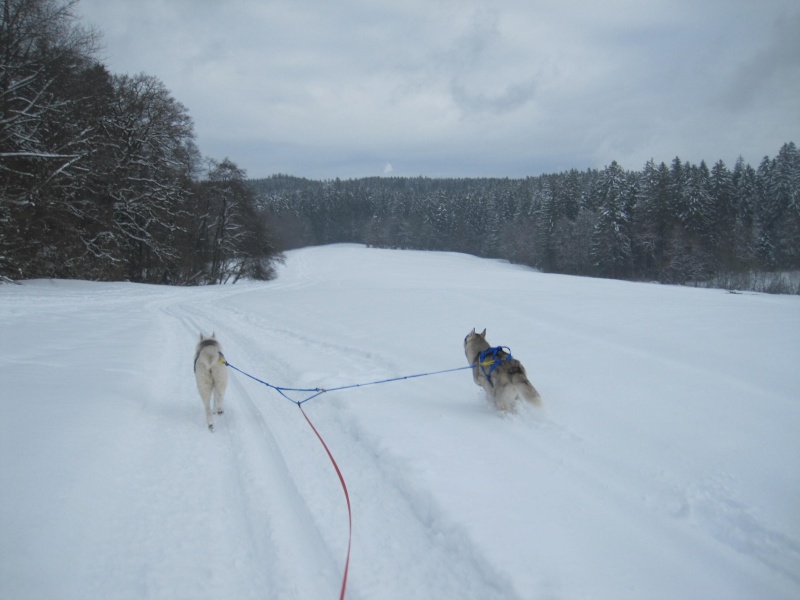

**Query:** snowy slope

left=2, top=244, right=799, bottom=600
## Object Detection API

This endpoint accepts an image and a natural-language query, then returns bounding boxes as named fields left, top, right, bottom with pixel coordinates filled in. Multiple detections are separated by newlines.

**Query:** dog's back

left=194, top=338, right=223, bottom=372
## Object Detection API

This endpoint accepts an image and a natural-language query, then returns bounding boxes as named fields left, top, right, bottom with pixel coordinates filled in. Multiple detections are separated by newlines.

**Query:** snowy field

left=2, top=244, right=799, bottom=600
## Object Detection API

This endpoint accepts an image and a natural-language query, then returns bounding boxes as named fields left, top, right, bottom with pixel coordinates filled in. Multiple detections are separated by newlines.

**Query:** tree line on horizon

left=1, top=0, right=282, bottom=284
left=250, top=142, right=800, bottom=291
left=253, top=142, right=800, bottom=293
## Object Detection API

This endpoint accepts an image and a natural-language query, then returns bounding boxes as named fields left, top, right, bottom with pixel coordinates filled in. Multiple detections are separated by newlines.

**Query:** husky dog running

left=464, top=328, right=542, bottom=412
left=194, top=333, right=229, bottom=431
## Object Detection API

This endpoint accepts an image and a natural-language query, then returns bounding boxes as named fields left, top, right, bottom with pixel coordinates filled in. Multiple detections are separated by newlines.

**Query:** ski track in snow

left=171, top=269, right=522, bottom=599
left=2, top=244, right=799, bottom=600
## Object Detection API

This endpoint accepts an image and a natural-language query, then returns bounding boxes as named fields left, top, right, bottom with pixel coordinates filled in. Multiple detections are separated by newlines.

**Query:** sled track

left=166, top=286, right=522, bottom=599
left=158, top=289, right=339, bottom=599
left=5, top=248, right=798, bottom=600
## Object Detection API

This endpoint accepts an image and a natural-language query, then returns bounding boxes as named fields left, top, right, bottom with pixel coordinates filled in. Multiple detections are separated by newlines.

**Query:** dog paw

left=215, top=409, right=224, bottom=415
left=208, top=423, right=214, bottom=432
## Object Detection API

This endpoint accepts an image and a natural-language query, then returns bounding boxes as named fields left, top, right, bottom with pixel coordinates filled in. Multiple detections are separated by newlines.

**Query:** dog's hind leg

left=213, top=386, right=225, bottom=416
left=494, top=388, right=515, bottom=412
left=199, top=386, right=214, bottom=431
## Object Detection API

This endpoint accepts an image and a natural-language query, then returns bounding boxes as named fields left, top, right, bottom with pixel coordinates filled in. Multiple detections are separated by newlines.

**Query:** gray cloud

left=721, top=12, right=800, bottom=111
left=450, top=79, right=537, bottom=116
left=78, top=0, right=800, bottom=179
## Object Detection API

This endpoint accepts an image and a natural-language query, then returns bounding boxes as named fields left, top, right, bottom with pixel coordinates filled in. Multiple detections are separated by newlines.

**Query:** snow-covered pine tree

left=590, top=161, right=635, bottom=279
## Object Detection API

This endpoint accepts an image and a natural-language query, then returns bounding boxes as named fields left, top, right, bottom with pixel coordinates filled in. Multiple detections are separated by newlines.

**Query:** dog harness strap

left=477, top=346, right=512, bottom=383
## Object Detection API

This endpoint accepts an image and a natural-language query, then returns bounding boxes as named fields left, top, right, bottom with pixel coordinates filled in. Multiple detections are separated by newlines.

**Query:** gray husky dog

left=464, top=328, right=542, bottom=412
left=194, top=333, right=229, bottom=431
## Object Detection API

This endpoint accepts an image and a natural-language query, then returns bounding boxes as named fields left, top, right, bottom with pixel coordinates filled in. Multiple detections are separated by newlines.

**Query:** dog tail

left=516, top=376, right=543, bottom=407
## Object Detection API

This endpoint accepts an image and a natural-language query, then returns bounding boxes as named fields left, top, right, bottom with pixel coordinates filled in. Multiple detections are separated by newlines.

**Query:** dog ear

left=199, top=332, right=205, bottom=341
left=211, top=331, right=216, bottom=339
left=480, top=328, right=486, bottom=337
left=470, top=327, right=475, bottom=335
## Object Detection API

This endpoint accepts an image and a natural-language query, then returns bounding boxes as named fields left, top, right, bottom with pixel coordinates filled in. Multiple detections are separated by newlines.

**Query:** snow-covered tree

left=767, top=142, right=800, bottom=268
left=98, top=73, right=197, bottom=282
left=0, top=0, right=100, bottom=278
left=635, top=160, right=674, bottom=279
left=192, top=158, right=282, bottom=284
left=590, top=161, right=634, bottom=279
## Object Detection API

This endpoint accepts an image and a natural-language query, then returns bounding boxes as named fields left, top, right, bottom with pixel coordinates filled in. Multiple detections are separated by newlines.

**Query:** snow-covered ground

left=2, top=244, right=799, bottom=600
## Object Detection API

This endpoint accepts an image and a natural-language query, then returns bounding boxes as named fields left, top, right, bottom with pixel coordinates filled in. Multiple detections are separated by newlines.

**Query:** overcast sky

left=76, top=0, right=800, bottom=180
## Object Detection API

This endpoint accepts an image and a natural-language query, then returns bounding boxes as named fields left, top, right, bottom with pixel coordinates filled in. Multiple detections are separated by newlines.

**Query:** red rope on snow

left=298, top=404, right=353, bottom=600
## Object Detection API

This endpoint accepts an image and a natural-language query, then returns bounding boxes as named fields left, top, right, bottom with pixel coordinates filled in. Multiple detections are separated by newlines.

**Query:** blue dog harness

left=477, top=346, right=512, bottom=384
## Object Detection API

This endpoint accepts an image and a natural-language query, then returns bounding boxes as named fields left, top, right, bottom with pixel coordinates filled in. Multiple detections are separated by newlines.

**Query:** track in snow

left=4, top=245, right=798, bottom=600
left=171, top=278, right=522, bottom=600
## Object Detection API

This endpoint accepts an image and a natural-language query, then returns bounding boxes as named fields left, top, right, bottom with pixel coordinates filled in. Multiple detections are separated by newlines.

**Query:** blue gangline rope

left=224, top=360, right=475, bottom=405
